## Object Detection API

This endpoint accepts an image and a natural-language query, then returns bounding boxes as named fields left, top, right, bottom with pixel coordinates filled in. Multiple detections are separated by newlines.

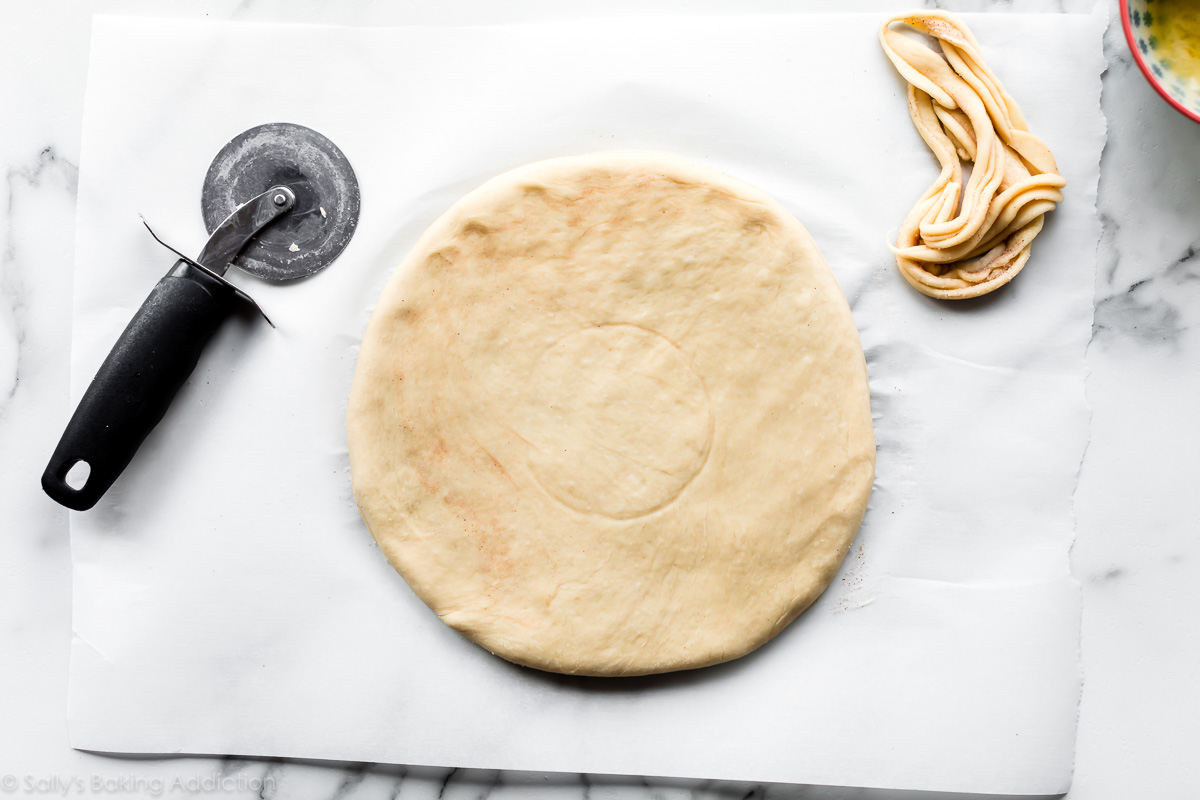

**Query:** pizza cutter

left=42, top=122, right=361, bottom=511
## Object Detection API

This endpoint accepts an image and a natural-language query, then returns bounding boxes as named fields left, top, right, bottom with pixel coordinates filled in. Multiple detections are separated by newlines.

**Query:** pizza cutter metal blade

left=42, top=122, right=361, bottom=511
left=202, top=122, right=360, bottom=281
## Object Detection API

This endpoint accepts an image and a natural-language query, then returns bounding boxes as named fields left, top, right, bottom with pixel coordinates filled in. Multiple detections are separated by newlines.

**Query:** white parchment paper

left=67, top=12, right=1106, bottom=795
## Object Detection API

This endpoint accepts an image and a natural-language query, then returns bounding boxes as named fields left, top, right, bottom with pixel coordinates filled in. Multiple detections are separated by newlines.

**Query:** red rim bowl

left=1120, top=0, right=1200, bottom=125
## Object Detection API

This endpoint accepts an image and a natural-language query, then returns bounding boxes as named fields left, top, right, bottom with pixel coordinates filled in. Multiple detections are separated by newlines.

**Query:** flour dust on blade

left=43, top=122, right=361, bottom=511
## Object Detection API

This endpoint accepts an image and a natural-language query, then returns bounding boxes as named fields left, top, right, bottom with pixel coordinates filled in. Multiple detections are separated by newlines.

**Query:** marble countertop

left=2, top=1, right=1197, bottom=798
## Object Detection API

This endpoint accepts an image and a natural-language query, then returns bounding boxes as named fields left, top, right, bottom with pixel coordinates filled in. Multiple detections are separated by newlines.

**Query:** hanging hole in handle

left=65, top=460, right=91, bottom=491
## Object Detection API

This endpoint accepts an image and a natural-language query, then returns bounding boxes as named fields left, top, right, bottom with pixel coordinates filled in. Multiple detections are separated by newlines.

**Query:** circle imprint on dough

left=518, top=324, right=712, bottom=520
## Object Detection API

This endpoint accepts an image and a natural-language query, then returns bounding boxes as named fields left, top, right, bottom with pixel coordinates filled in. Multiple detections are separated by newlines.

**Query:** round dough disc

left=348, top=152, right=875, bottom=676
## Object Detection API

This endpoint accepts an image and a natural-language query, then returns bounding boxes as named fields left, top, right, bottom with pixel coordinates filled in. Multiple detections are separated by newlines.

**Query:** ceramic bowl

left=1121, top=0, right=1200, bottom=124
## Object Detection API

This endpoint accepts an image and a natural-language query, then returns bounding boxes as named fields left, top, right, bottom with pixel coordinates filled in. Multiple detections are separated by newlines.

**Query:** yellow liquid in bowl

left=1149, top=0, right=1200, bottom=84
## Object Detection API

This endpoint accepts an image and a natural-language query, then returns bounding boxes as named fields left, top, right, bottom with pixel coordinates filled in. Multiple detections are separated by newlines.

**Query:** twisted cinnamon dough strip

left=880, top=11, right=1065, bottom=300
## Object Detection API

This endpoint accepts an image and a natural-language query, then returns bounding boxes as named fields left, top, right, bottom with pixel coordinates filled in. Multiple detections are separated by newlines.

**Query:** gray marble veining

left=1091, top=15, right=1200, bottom=345
left=1, top=147, right=78, bottom=404
left=3, top=1, right=1200, bottom=799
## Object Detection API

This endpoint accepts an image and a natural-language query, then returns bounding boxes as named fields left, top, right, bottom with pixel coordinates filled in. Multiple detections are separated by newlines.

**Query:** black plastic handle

left=42, top=262, right=238, bottom=510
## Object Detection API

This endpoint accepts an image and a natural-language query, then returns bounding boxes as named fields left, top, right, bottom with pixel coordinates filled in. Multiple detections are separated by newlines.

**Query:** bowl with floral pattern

left=1121, top=0, right=1200, bottom=124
